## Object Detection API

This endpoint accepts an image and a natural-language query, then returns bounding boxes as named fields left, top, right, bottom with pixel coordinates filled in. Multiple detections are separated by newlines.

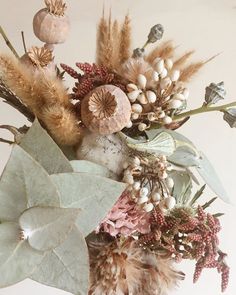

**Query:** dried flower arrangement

left=0, top=1, right=234, bottom=294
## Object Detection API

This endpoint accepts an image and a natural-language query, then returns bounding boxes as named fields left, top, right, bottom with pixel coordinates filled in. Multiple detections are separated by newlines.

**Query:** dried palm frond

left=173, top=50, right=195, bottom=69
left=44, top=0, right=67, bottom=16
left=119, top=14, right=132, bottom=64
left=146, top=40, right=174, bottom=64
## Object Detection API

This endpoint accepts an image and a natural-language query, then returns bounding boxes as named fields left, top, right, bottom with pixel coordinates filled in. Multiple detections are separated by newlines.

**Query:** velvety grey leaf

left=20, top=119, right=73, bottom=174
left=0, top=145, right=60, bottom=222
left=168, top=146, right=200, bottom=167
left=19, top=207, right=80, bottom=251
left=50, top=173, right=127, bottom=236
left=0, top=222, right=44, bottom=287
left=223, top=108, right=236, bottom=128
left=205, top=82, right=226, bottom=105
left=123, top=132, right=176, bottom=156
left=169, top=170, right=192, bottom=204
left=31, top=226, right=89, bottom=295
left=196, top=152, right=230, bottom=203
left=71, top=160, right=117, bottom=179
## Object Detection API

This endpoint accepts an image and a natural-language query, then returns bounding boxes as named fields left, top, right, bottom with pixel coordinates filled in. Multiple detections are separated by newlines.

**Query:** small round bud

left=140, top=187, right=149, bottom=197
left=132, top=156, right=141, bottom=166
left=162, top=116, right=173, bottom=124
left=155, top=59, right=164, bottom=74
left=131, top=113, right=140, bottom=120
left=133, top=181, right=141, bottom=190
left=123, top=174, right=134, bottom=185
left=138, top=196, right=149, bottom=204
left=160, top=68, right=168, bottom=78
left=166, top=177, right=174, bottom=189
left=170, top=70, right=180, bottom=82
left=146, top=90, right=157, bottom=103
left=160, top=77, right=171, bottom=90
left=132, top=103, right=143, bottom=113
left=128, top=90, right=140, bottom=102
left=138, top=123, right=147, bottom=131
left=173, top=93, right=185, bottom=101
left=165, top=59, right=173, bottom=70
left=126, top=120, right=133, bottom=128
left=137, top=74, right=147, bottom=89
left=143, top=203, right=154, bottom=212
left=151, top=192, right=161, bottom=202
left=157, top=110, right=166, bottom=119
left=127, top=83, right=138, bottom=92
left=182, top=88, right=190, bottom=99
left=152, top=71, right=159, bottom=82
left=168, top=99, right=182, bottom=109
left=165, top=196, right=176, bottom=210
left=148, top=112, right=156, bottom=121
left=138, top=93, right=148, bottom=104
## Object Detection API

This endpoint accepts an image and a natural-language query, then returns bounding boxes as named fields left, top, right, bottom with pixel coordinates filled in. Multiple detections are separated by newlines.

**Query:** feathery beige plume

left=41, top=105, right=82, bottom=146
left=119, top=14, right=132, bottom=64
left=179, top=62, right=204, bottom=82
left=173, top=50, right=195, bottom=69
left=0, top=54, right=44, bottom=111
left=111, top=20, right=121, bottom=69
left=146, top=40, right=174, bottom=64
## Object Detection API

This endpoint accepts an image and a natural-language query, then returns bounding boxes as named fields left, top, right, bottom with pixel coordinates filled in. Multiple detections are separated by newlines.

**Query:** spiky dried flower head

left=44, top=0, right=67, bottom=16
left=81, top=85, right=131, bottom=135
left=88, top=88, right=118, bottom=119
left=27, top=46, right=54, bottom=67
left=88, top=235, right=184, bottom=295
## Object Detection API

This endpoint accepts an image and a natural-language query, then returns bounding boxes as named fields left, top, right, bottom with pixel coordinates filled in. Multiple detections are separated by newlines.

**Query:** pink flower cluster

left=97, top=191, right=151, bottom=237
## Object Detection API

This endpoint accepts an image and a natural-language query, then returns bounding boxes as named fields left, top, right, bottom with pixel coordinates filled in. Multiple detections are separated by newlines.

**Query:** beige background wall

left=0, top=0, right=236, bottom=294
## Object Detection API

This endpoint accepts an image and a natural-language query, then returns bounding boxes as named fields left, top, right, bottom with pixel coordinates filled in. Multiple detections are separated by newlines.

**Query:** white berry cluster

left=125, top=58, right=189, bottom=131
left=122, top=154, right=177, bottom=212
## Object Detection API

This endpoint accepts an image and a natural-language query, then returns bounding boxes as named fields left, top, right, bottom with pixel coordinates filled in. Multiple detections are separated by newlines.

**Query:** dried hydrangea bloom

left=97, top=191, right=151, bottom=237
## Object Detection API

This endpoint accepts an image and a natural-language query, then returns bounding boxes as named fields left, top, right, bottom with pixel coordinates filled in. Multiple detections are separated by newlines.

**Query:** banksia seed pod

left=81, top=85, right=131, bottom=135
left=33, top=0, right=70, bottom=45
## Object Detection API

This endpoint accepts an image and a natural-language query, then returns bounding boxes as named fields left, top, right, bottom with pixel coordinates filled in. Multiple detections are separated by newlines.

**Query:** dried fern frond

left=173, top=50, right=195, bottom=69
left=146, top=40, right=174, bottom=64
left=41, top=105, right=82, bottom=145
left=44, top=0, right=67, bottom=16
left=119, top=14, right=132, bottom=64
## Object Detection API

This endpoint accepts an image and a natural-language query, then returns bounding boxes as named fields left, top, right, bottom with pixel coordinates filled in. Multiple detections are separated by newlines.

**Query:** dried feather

left=119, top=14, right=132, bottom=64
left=41, top=104, right=82, bottom=145
left=146, top=40, right=174, bottom=64
left=173, top=50, right=195, bottom=69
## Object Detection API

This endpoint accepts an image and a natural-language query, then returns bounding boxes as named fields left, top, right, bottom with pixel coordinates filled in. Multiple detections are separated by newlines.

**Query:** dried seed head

left=27, top=46, right=54, bottom=67
left=44, top=0, right=67, bottom=16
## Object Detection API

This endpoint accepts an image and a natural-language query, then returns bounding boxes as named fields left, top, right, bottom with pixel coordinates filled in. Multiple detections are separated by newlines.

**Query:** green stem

left=0, top=26, right=19, bottom=58
left=173, top=101, right=236, bottom=121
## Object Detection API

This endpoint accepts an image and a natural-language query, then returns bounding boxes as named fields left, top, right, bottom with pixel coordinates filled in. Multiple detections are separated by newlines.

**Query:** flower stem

left=0, top=26, right=19, bottom=58
left=173, top=101, right=236, bottom=121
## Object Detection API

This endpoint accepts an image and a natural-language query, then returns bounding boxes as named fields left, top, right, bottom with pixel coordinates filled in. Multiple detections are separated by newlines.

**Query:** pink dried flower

left=97, top=191, right=151, bottom=237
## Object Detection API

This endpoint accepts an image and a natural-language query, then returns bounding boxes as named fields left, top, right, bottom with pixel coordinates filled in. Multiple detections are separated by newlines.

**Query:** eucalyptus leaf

left=168, top=146, right=200, bottom=167
left=19, top=207, right=80, bottom=251
left=0, top=145, right=60, bottom=222
left=31, top=226, right=89, bottom=295
left=0, top=222, right=44, bottom=287
left=122, top=132, right=176, bottom=156
left=20, top=119, right=73, bottom=174
left=169, top=170, right=192, bottom=204
left=50, top=173, right=127, bottom=236
left=71, top=160, right=116, bottom=179
left=196, top=152, right=230, bottom=203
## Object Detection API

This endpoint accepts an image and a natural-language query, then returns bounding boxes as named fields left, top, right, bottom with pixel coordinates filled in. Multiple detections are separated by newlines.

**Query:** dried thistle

left=28, top=46, right=54, bottom=67
left=44, top=0, right=67, bottom=16
left=88, top=236, right=184, bottom=295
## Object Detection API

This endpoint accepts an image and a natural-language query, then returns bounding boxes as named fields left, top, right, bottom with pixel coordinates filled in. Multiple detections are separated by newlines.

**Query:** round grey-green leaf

left=19, top=207, right=80, bottom=251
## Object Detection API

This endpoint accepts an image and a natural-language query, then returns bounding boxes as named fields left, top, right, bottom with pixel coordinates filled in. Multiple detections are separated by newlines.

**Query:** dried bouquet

left=0, top=1, right=234, bottom=294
